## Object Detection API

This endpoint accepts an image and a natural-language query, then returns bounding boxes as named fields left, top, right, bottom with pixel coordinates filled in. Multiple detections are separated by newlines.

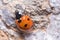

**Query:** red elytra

left=15, top=15, right=33, bottom=30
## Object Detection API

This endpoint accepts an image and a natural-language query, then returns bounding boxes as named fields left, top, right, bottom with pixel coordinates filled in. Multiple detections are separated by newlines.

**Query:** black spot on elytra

left=24, top=24, right=27, bottom=27
left=27, top=18, right=30, bottom=21
left=18, top=19, right=22, bottom=23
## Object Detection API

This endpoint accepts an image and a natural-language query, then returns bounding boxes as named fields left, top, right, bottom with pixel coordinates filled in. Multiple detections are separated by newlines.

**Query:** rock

left=0, top=30, right=8, bottom=40
left=0, top=0, right=60, bottom=40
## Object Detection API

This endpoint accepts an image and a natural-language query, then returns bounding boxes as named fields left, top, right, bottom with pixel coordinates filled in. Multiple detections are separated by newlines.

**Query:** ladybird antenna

left=15, top=10, right=22, bottom=19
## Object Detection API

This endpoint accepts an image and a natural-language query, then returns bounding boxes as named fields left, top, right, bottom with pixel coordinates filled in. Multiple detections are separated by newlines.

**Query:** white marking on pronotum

left=19, top=10, right=24, bottom=14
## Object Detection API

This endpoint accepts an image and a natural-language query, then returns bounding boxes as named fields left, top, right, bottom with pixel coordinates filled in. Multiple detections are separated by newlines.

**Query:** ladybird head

left=15, top=10, right=22, bottom=19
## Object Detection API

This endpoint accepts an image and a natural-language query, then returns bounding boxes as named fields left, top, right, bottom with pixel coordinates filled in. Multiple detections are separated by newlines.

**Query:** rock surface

left=0, top=0, right=60, bottom=40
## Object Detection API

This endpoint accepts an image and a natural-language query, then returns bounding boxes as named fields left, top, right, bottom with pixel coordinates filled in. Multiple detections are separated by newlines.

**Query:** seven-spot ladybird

left=15, top=10, right=33, bottom=32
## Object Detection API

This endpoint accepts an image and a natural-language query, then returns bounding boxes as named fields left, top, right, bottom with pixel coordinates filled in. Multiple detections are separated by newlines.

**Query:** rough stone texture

left=0, top=30, right=8, bottom=40
left=0, top=0, right=60, bottom=40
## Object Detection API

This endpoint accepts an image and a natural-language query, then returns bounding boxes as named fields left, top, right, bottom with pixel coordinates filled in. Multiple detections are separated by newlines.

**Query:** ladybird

left=15, top=10, right=33, bottom=32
